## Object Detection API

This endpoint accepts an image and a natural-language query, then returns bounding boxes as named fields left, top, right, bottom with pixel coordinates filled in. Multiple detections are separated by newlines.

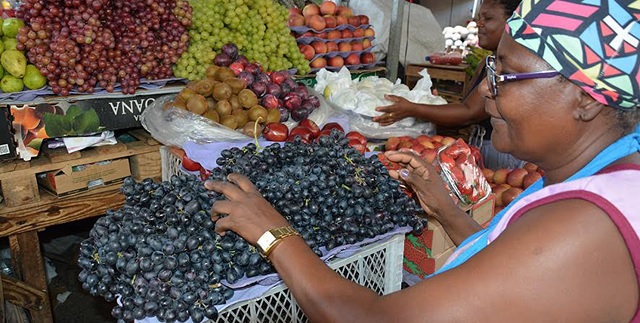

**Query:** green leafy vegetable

left=464, top=46, right=493, bottom=77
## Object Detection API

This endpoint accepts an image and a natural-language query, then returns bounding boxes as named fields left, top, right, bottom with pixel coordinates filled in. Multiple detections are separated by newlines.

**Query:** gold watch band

left=260, top=226, right=301, bottom=257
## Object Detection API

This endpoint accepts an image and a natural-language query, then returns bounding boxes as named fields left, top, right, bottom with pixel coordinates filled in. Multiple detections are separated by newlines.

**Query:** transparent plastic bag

left=346, top=112, right=435, bottom=139
left=140, top=94, right=250, bottom=147
left=435, top=139, right=491, bottom=210
left=141, top=90, right=334, bottom=148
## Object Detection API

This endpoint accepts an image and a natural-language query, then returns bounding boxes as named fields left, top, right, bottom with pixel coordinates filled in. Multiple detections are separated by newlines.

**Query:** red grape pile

left=77, top=131, right=425, bottom=322
left=15, top=0, right=192, bottom=96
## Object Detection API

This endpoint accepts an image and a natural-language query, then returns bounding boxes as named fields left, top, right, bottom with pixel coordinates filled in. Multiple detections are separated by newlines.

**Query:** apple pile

left=481, top=162, right=544, bottom=213
left=288, top=1, right=377, bottom=71
left=214, top=43, right=322, bottom=122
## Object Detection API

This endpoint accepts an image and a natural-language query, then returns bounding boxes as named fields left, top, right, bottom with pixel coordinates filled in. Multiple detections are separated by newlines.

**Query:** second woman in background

left=373, top=0, right=522, bottom=170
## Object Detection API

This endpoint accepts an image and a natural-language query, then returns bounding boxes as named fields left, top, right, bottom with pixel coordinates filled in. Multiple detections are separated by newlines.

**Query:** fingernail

left=400, top=169, right=410, bottom=179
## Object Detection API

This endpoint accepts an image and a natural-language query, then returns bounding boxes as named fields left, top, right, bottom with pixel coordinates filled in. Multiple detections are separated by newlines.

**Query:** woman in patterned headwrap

left=205, top=0, right=640, bottom=321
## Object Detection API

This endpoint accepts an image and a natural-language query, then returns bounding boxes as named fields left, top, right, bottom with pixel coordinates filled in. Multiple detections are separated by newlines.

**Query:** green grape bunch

left=174, top=0, right=310, bottom=80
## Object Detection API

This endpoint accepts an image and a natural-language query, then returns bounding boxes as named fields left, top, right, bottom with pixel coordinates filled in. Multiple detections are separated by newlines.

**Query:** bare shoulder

left=378, top=198, right=638, bottom=323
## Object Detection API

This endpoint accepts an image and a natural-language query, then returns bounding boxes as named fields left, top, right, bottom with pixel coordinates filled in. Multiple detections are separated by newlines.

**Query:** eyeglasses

left=485, top=55, right=560, bottom=98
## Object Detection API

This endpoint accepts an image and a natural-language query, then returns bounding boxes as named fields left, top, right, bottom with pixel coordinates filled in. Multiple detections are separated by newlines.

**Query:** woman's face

left=478, top=34, right=581, bottom=163
left=476, top=1, right=510, bottom=51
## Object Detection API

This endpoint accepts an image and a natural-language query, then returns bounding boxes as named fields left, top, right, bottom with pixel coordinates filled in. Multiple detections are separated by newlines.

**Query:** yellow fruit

left=323, top=85, right=332, bottom=98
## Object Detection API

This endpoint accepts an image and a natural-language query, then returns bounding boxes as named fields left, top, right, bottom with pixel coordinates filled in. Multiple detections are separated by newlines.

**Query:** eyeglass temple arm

left=496, top=70, right=560, bottom=82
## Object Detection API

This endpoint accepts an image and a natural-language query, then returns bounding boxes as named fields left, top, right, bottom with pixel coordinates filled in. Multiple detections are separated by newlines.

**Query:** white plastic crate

left=159, top=145, right=406, bottom=322
left=160, top=146, right=183, bottom=182
left=209, top=234, right=404, bottom=323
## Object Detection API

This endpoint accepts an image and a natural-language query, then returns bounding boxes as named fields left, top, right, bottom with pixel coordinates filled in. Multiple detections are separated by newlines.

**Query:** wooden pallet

left=0, top=129, right=162, bottom=323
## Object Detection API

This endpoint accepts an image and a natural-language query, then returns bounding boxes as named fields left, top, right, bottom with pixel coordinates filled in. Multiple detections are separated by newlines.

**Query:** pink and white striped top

left=447, top=164, right=640, bottom=320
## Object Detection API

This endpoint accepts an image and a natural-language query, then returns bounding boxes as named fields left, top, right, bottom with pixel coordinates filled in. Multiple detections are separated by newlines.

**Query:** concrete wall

left=418, top=0, right=475, bottom=28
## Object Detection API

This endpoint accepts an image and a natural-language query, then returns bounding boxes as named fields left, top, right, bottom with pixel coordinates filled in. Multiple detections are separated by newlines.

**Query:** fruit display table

left=405, top=62, right=471, bottom=103
left=0, top=130, right=162, bottom=323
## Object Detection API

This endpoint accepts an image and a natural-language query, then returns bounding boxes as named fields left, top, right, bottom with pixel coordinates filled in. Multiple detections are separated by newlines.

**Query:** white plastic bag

left=316, top=67, right=444, bottom=139
left=409, top=68, right=448, bottom=105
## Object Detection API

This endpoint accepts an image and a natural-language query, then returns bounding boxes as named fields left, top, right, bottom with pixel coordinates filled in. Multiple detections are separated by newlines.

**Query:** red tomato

left=199, top=168, right=212, bottom=180
left=298, top=119, right=321, bottom=138
left=348, top=138, right=366, bottom=154
left=287, top=126, right=314, bottom=143
left=182, top=155, right=202, bottom=172
left=345, top=131, right=368, bottom=146
left=262, top=122, right=289, bottom=142
left=321, top=122, right=344, bottom=133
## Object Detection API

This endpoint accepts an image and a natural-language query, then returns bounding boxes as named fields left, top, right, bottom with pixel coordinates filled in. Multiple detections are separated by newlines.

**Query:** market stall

left=0, top=0, right=515, bottom=322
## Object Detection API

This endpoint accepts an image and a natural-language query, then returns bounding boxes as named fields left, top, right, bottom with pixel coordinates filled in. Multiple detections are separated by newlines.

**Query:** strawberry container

left=435, top=138, right=491, bottom=210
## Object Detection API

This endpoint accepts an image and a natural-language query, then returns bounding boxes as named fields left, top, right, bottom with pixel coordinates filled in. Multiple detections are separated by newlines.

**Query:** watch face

left=257, top=231, right=277, bottom=254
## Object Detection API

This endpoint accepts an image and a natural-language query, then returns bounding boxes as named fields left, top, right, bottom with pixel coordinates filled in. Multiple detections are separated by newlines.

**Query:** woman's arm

left=373, top=71, right=489, bottom=127
left=384, top=151, right=482, bottom=244
left=208, top=176, right=638, bottom=322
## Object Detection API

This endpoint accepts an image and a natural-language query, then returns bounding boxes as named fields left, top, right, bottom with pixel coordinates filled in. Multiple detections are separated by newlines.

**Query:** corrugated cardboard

left=37, top=158, right=130, bottom=196
left=428, top=219, right=455, bottom=256
left=470, top=193, right=496, bottom=225
left=0, top=107, right=17, bottom=161
left=434, top=246, right=455, bottom=271
left=6, top=83, right=183, bottom=161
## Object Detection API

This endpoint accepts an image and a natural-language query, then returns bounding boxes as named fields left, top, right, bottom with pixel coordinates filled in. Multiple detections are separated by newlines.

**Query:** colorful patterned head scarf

left=506, top=0, right=639, bottom=110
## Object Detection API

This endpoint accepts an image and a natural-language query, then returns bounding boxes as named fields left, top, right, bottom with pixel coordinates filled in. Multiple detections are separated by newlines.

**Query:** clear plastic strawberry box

left=435, top=139, right=492, bottom=211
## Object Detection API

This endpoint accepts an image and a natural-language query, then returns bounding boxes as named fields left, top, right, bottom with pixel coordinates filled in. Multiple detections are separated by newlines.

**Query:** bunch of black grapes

left=77, top=174, right=254, bottom=322
left=77, top=129, right=425, bottom=322
left=210, top=130, right=426, bottom=253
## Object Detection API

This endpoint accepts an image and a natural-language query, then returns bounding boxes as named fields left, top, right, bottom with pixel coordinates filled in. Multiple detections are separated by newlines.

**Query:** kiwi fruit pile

left=166, top=66, right=281, bottom=137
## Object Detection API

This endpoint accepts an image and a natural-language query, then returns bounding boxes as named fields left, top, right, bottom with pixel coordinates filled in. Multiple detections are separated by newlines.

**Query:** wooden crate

left=0, top=129, right=162, bottom=323
left=0, top=129, right=161, bottom=208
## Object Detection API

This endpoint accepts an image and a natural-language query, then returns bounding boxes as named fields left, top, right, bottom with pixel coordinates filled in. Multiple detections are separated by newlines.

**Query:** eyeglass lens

left=485, top=56, right=497, bottom=97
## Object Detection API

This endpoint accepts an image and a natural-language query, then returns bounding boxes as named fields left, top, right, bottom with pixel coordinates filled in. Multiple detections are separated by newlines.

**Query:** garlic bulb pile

left=442, top=21, right=478, bottom=52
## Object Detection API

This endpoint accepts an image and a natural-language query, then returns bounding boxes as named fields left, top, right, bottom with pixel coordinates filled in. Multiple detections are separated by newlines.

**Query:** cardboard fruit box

left=37, top=157, right=130, bottom=197
left=4, top=83, right=184, bottom=161
left=0, top=107, right=17, bottom=161
left=403, top=195, right=495, bottom=277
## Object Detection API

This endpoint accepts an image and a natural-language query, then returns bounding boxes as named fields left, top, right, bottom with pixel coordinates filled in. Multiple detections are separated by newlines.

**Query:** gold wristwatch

left=256, top=226, right=301, bottom=257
